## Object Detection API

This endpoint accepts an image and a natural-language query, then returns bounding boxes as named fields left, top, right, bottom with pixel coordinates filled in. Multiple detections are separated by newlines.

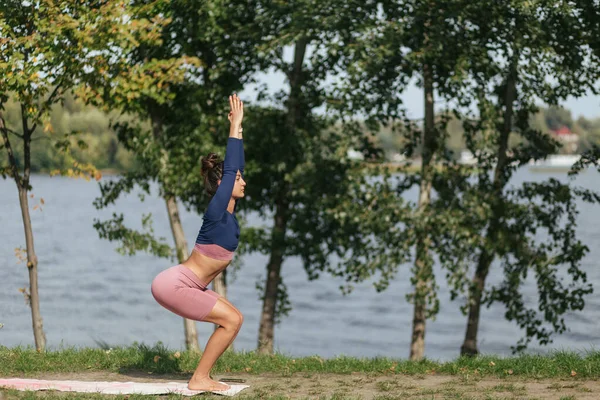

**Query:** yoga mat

left=0, top=378, right=249, bottom=396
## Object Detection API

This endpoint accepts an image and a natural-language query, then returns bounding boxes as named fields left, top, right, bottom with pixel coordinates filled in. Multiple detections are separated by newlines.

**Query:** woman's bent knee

left=204, top=299, right=243, bottom=330
left=223, top=308, right=243, bottom=332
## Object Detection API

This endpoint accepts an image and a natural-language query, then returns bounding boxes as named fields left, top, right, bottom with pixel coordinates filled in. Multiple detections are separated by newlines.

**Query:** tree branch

left=31, top=134, right=51, bottom=142
left=20, top=103, right=31, bottom=186
left=0, top=110, right=23, bottom=188
left=6, top=127, right=24, bottom=139
left=30, top=81, right=63, bottom=134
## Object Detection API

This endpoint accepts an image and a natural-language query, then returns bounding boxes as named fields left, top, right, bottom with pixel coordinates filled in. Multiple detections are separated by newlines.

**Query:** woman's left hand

left=228, top=94, right=244, bottom=126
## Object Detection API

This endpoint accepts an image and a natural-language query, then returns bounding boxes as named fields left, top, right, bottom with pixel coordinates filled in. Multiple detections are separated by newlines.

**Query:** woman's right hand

left=228, top=94, right=244, bottom=127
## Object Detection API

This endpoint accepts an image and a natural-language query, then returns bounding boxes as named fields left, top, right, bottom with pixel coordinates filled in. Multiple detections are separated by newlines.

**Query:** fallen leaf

left=571, top=370, right=577, bottom=377
left=245, top=367, right=252, bottom=372
left=173, top=351, right=180, bottom=359
left=507, top=369, right=513, bottom=375
left=489, top=361, right=496, bottom=366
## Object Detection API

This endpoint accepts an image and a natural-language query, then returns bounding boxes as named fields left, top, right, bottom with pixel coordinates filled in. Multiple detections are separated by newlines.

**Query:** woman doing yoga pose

left=151, top=94, right=247, bottom=392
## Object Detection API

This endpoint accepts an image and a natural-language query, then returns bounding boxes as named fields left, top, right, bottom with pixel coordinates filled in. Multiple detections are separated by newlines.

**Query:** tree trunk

left=213, top=271, right=227, bottom=300
left=461, top=60, right=517, bottom=356
left=212, top=271, right=228, bottom=339
left=256, top=38, right=307, bottom=354
left=257, top=201, right=288, bottom=354
left=19, top=186, right=47, bottom=351
left=2, top=108, right=47, bottom=351
left=165, top=195, right=200, bottom=353
left=213, top=270, right=227, bottom=304
left=461, top=249, right=494, bottom=356
left=152, top=109, right=199, bottom=352
left=409, top=61, right=436, bottom=361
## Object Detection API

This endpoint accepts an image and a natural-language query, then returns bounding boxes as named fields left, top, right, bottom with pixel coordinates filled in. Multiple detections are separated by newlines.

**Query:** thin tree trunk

left=257, top=38, right=307, bottom=354
left=18, top=186, right=46, bottom=351
left=212, top=271, right=230, bottom=347
left=152, top=111, right=200, bottom=352
left=22, top=107, right=46, bottom=352
left=461, top=60, right=518, bottom=356
left=213, top=271, right=227, bottom=300
left=257, top=200, right=288, bottom=354
left=410, top=61, right=436, bottom=361
left=165, top=195, right=200, bottom=353
left=2, top=108, right=47, bottom=351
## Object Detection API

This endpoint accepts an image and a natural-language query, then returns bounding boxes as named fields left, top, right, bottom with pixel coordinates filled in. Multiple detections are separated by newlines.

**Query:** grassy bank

left=1, top=344, right=599, bottom=379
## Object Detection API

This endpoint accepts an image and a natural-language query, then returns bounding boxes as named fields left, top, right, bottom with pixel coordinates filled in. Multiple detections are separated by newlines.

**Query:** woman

left=151, top=94, right=247, bottom=392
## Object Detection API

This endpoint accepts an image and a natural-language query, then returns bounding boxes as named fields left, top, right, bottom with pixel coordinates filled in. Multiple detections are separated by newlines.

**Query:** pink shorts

left=151, top=265, right=220, bottom=321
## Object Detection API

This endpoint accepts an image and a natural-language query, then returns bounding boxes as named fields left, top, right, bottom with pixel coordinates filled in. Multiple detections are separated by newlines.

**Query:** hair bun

left=201, top=153, right=220, bottom=177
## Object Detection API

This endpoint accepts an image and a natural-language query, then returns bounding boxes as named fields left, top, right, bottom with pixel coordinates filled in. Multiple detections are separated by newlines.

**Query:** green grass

left=1, top=344, right=599, bottom=379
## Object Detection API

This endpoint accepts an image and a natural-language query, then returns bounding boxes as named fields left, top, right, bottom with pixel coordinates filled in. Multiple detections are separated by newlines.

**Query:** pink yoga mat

left=0, top=378, right=249, bottom=396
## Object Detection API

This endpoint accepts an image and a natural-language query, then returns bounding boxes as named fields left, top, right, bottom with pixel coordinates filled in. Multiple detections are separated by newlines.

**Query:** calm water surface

left=1, top=169, right=599, bottom=360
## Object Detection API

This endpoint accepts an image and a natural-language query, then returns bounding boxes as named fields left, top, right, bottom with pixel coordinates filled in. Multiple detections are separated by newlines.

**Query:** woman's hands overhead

left=228, top=94, right=244, bottom=127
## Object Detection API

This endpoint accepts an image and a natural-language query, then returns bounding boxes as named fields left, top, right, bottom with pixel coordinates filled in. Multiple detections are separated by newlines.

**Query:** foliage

left=0, top=95, right=136, bottom=174
left=91, top=0, right=263, bottom=259
left=0, top=0, right=172, bottom=181
left=438, top=0, right=600, bottom=353
left=326, top=0, right=600, bottom=355
left=570, top=145, right=600, bottom=175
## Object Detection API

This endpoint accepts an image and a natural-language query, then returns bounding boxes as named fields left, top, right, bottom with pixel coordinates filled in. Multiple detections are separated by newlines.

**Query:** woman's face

left=231, top=171, right=246, bottom=199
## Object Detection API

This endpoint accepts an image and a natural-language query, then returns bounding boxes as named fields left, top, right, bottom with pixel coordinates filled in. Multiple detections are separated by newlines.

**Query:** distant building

left=551, top=126, right=578, bottom=143
left=551, top=125, right=578, bottom=153
left=347, top=149, right=364, bottom=161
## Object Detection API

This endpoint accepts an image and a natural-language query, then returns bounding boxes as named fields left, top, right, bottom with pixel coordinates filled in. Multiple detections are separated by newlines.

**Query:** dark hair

left=201, top=152, right=224, bottom=196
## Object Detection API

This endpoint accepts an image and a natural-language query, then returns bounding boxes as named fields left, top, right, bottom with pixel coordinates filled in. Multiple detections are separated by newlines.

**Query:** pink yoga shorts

left=151, top=264, right=221, bottom=321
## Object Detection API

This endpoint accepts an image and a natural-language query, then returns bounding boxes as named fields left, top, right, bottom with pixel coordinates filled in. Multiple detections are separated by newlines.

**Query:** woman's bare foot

left=187, top=376, right=230, bottom=392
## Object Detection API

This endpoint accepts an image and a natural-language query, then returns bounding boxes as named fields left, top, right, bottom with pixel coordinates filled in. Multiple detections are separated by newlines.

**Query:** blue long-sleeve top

left=195, top=138, right=244, bottom=252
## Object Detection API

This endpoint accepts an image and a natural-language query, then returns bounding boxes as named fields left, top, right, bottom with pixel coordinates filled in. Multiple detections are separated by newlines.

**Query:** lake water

left=1, top=168, right=599, bottom=361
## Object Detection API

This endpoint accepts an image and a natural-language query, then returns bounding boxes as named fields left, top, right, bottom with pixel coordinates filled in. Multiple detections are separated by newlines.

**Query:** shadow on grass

left=113, top=343, right=192, bottom=381
left=112, top=343, right=247, bottom=384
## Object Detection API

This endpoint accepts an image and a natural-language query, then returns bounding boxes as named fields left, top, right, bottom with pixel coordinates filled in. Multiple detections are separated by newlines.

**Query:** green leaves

left=325, top=0, right=600, bottom=355
left=480, top=179, right=594, bottom=351
left=255, top=276, right=292, bottom=325
left=91, top=0, right=266, bottom=257
left=93, top=213, right=173, bottom=258
left=570, top=145, right=600, bottom=175
left=0, top=0, right=183, bottom=190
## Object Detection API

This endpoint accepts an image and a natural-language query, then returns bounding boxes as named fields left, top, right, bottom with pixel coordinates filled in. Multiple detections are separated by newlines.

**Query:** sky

left=561, top=93, right=600, bottom=120
left=242, top=69, right=600, bottom=121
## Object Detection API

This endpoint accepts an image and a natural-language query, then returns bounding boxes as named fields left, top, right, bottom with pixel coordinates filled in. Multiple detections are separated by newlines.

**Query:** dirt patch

left=1, top=371, right=599, bottom=399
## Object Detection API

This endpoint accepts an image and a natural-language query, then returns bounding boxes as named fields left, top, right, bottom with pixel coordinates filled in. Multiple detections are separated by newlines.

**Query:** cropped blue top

left=195, top=138, right=244, bottom=252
